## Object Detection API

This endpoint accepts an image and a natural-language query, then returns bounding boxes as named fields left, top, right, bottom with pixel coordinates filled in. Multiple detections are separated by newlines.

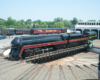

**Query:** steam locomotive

left=9, top=31, right=97, bottom=60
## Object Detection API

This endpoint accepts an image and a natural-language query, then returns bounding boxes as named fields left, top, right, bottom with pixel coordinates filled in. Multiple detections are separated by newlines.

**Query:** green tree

left=2, top=26, right=6, bottom=29
left=26, top=25, right=31, bottom=28
left=26, top=19, right=32, bottom=25
left=88, top=20, right=96, bottom=22
left=17, top=25, right=23, bottom=28
left=54, top=17, right=63, bottom=22
left=72, top=17, right=78, bottom=25
left=33, top=20, right=41, bottom=25
left=34, top=25, right=40, bottom=28
left=79, top=20, right=83, bottom=22
left=8, top=25, right=14, bottom=28
left=20, top=20, right=25, bottom=25
left=46, top=21, right=54, bottom=28
left=54, top=22, right=65, bottom=28
left=40, top=22, right=48, bottom=28
left=63, top=20, right=72, bottom=28
left=6, top=17, right=16, bottom=26
left=0, top=19, right=6, bottom=28
left=36, top=20, right=41, bottom=24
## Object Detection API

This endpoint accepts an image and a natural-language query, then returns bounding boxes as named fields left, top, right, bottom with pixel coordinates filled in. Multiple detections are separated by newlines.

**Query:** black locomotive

left=9, top=31, right=97, bottom=61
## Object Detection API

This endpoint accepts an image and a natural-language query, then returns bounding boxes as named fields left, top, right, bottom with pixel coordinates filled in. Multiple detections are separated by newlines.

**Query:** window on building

left=92, top=23, right=93, bottom=25
left=94, top=23, right=95, bottom=25
left=78, top=23, right=80, bottom=25
left=99, top=23, right=100, bottom=25
left=90, top=23, right=91, bottom=25
left=85, top=23, right=86, bottom=25
left=81, top=23, right=83, bottom=25
left=97, top=23, right=98, bottom=25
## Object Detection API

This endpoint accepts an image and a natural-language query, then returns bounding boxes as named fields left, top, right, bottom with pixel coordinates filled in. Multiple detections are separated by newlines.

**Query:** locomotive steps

left=23, top=44, right=94, bottom=64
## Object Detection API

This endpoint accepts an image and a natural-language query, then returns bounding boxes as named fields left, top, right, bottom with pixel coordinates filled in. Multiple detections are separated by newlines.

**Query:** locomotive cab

left=68, top=34, right=87, bottom=47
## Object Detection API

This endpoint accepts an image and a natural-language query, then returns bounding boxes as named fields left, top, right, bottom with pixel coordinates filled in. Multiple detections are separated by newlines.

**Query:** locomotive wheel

left=56, top=55, right=58, bottom=59
left=40, top=58, right=43, bottom=63
left=48, top=56, right=51, bottom=61
left=70, top=51, right=72, bottom=55
left=33, top=59, right=36, bottom=63
left=50, top=56, right=53, bottom=60
left=71, top=51, right=74, bottom=54
left=74, top=49, right=77, bottom=53
left=43, top=57, right=47, bottom=62
left=34, top=59, right=37, bottom=63
left=84, top=47, right=88, bottom=51
left=47, top=57, right=49, bottom=61
left=37, top=59, right=40, bottom=63
left=54, top=55, right=57, bottom=59
left=59, top=54, right=61, bottom=58
left=64, top=53, right=66, bottom=57
left=61, top=53, right=63, bottom=57
left=65, top=52, right=67, bottom=56
left=67, top=51, right=70, bottom=55
left=63, top=53, right=65, bottom=57
left=52, top=56, right=54, bottom=59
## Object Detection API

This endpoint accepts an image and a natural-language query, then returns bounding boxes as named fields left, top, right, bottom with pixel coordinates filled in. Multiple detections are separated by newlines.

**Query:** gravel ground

left=0, top=53, right=98, bottom=80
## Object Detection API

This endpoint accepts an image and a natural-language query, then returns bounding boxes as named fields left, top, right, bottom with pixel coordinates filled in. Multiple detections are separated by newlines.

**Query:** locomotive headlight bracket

left=10, top=44, right=12, bottom=47
left=10, top=44, right=17, bottom=48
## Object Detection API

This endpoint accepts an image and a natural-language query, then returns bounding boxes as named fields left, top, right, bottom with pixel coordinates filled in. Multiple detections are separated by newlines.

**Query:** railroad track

left=24, top=44, right=87, bottom=63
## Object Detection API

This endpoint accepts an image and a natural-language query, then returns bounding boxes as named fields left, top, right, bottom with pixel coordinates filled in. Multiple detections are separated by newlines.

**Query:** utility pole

left=0, top=22, right=2, bottom=36
left=0, top=21, right=2, bottom=29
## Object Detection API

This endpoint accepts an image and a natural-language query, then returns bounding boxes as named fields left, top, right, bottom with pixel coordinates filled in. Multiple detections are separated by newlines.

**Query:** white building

left=70, top=21, right=100, bottom=39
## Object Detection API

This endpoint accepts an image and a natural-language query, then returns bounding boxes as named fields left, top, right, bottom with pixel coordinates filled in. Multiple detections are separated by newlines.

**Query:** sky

left=0, top=0, right=100, bottom=21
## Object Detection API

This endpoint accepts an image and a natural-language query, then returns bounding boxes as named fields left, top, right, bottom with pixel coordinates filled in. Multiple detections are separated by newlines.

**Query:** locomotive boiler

left=9, top=32, right=96, bottom=61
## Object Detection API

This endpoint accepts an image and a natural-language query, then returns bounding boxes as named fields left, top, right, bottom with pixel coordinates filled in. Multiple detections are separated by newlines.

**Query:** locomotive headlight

left=10, top=44, right=15, bottom=47
left=10, top=44, right=12, bottom=47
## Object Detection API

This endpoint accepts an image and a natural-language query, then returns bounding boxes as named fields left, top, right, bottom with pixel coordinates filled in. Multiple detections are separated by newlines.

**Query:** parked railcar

left=0, top=28, right=67, bottom=35
left=23, top=29, right=30, bottom=34
left=0, top=29, right=15, bottom=35
left=15, top=29, right=23, bottom=35
left=61, top=28, right=67, bottom=33
left=30, top=28, right=67, bottom=35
